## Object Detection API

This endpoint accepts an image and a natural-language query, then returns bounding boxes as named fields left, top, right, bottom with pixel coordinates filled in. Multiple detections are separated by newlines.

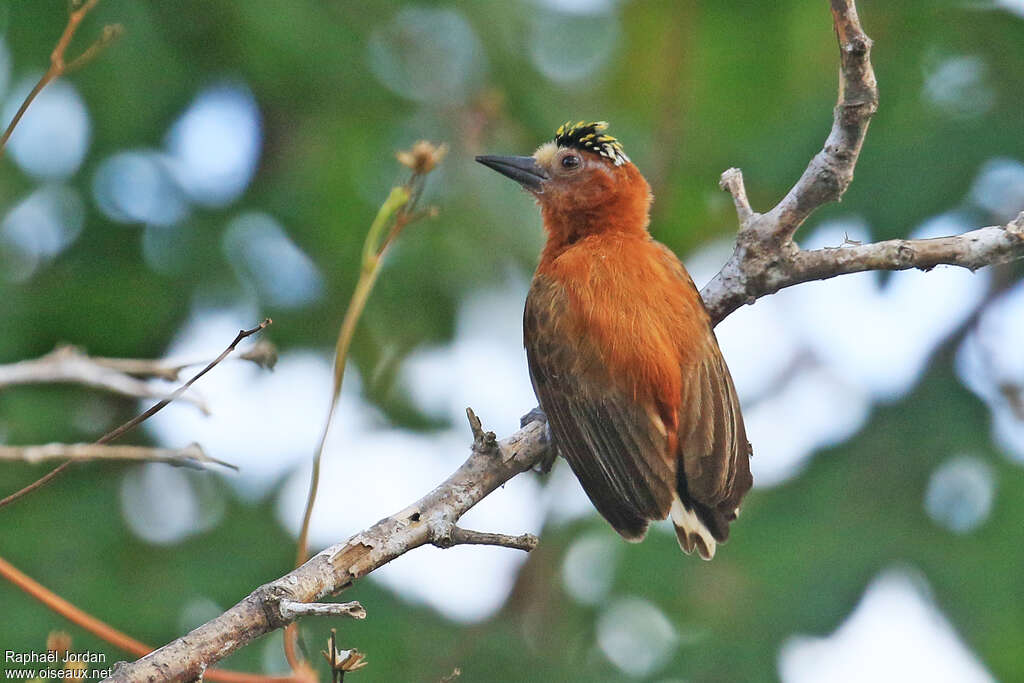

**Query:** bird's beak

left=475, top=155, right=549, bottom=192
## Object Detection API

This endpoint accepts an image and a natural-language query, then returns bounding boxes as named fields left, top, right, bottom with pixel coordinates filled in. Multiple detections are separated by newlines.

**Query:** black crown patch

left=554, top=121, right=630, bottom=167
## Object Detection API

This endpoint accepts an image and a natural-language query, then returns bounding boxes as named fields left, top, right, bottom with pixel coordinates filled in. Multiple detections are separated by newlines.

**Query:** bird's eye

left=561, top=154, right=581, bottom=170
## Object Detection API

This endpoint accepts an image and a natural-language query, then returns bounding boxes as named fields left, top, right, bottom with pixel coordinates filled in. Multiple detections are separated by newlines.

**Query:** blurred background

left=1, top=0, right=1023, bottom=681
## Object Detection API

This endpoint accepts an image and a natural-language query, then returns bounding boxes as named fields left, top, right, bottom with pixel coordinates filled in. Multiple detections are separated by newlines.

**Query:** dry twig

left=0, top=345, right=208, bottom=411
left=0, top=442, right=235, bottom=470
left=0, top=342, right=277, bottom=409
left=0, top=320, right=271, bottom=509
left=0, top=0, right=122, bottom=155
left=279, top=600, right=366, bottom=621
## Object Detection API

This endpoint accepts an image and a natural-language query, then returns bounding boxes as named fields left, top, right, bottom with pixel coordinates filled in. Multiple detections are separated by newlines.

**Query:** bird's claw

left=519, top=408, right=556, bottom=473
left=520, top=406, right=547, bottom=428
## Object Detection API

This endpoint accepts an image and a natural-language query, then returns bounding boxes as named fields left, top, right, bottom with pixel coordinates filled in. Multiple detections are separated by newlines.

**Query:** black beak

left=475, top=155, right=549, bottom=192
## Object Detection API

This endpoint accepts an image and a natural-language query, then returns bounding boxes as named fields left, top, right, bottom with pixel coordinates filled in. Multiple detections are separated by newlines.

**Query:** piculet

left=477, top=121, right=753, bottom=560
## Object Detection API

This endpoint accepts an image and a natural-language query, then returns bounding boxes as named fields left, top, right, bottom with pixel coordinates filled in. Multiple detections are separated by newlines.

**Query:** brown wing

left=524, top=276, right=675, bottom=541
left=655, top=243, right=753, bottom=544
left=676, top=341, right=752, bottom=541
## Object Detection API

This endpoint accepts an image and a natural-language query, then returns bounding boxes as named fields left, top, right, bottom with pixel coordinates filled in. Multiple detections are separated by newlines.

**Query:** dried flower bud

left=322, top=642, right=368, bottom=674
left=240, top=340, right=278, bottom=370
left=338, top=649, right=368, bottom=672
left=396, top=141, right=448, bottom=175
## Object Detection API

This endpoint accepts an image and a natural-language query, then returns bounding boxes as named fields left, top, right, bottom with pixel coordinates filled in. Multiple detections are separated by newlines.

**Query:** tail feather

left=670, top=496, right=716, bottom=560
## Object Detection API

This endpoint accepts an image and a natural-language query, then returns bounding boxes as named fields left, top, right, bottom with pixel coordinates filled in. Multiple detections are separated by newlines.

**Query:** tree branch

left=700, top=0, right=1022, bottom=325
left=0, top=342, right=278, bottom=412
left=105, top=414, right=547, bottom=683
left=0, top=442, right=236, bottom=471
left=0, top=345, right=209, bottom=412
left=0, top=320, right=271, bottom=510
left=100, top=2, right=1024, bottom=680
left=703, top=207, right=1024, bottom=325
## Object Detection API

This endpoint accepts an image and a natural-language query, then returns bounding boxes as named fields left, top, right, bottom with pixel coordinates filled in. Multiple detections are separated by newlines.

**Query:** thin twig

left=0, top=320, right=271, bottom=509
left=88, top=339, right=279, bottom=380
left=0, top=0, right=122, bottom=155
left=0, top=442, right=236, bottom=470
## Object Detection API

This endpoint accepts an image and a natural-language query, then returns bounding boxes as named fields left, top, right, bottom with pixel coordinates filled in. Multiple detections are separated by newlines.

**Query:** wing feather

left=651, top=243, right=753, bottom=545
left=677, top=334, right=752, bottom=541
left=525, top=279, right=674, bottom=541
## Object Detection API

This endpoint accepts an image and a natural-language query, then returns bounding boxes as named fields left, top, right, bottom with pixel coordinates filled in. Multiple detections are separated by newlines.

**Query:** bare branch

left=701, top=2, right=1022, bottom=325
left=761, top=0, right=878, bottom=242
left=0, top=346, right=209, bottom=411
left=0, top=341, right=278, bottom=401
left=103, top=417, right=549, bottom=683
left=703, top=213, right=1024, bottom=325
left=0, top=442, right=236, bottom=471
left=89, top=340, right=278, bottom=380
left=278, top=600, right=366, bottom=621
left=0, top=320, right=271, bottom=509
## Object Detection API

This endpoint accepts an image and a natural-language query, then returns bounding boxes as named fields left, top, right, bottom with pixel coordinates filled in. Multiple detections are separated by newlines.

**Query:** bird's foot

left=520, top=406, right=547, bottom=428
left=535, top=440, right=558, bottom=474
left=520, top=407, right=556, bottom=473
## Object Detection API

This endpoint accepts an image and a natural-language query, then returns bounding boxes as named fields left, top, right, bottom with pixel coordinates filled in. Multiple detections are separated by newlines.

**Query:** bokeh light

left=561, top=531, right=622, bottom=605
left=2, top=76, right=89, bottom=179
left=92, top=150, right=189, bottom=226
left=779, top=570, right=994, bottom=682
left=528, top=7, right=619, bottom=84
left=597, top=597, right=678, bottom=678
left=223, top=211, right=324, bottom=309
left=0, top=183, right=84, bottom=282
left=164, top=83, right=261, bottom=207
left=923, top=53, right=995, bottom=119
left=924, top=456, right=996, bottom=534
left=367, top=7, right=485, bottom=105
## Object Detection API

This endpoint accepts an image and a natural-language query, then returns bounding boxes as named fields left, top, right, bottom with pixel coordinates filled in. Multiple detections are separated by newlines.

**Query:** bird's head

left=477, top=121, right=652, bottom=242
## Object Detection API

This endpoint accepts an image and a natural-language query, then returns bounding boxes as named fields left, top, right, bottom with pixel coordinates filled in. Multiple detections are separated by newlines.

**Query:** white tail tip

left=671, top=497, right=716, bottom=560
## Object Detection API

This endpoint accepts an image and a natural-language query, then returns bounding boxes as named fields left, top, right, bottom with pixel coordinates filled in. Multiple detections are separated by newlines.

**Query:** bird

left=476, top=121, right=752, bottom=559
